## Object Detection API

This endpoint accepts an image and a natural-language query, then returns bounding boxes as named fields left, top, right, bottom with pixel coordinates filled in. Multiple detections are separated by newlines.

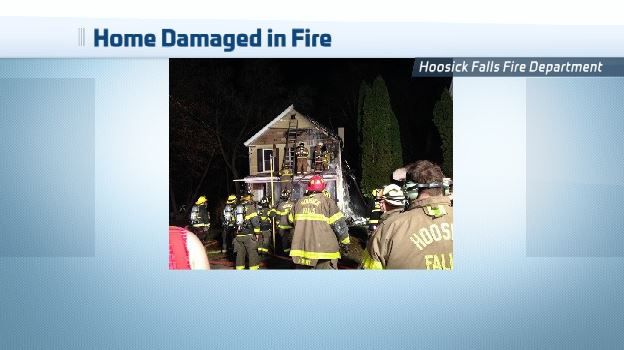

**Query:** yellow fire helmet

left=372, top=188, right=383, bottom=198
left=226, top=194, right=237, bottom=204
left=195, top=196, right=207, bottom=205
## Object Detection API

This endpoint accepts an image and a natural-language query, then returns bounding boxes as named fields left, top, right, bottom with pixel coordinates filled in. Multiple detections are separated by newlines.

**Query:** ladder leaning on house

left=282, top=115, right=298, bottom=171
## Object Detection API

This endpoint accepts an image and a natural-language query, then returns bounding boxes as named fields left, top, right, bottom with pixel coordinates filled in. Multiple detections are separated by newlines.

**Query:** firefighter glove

left=340, top=243, right=350, bottom=255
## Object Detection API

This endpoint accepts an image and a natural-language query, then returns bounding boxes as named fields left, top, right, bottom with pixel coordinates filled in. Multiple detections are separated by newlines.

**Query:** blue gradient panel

left=1, top=62, right=624, bottom=349
left=0, top=78, right=94, bottom=256
left=455, top=78, right=624, bottom=348
left=527, top=78, right=624, bottom=256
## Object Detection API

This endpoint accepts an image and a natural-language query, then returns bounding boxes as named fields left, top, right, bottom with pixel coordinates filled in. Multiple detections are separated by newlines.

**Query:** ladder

left=283, top=115, right=298, bottom=170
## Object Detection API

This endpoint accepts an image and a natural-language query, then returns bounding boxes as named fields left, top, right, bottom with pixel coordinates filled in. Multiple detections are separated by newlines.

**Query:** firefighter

left=280, top=166, right=294, bottom=193
left=362, top=160, right=453, bottom=270
left=288, top=175, right=350, bottom=269
left=378, top=184, right=406, bottom=222
left=221, top=194, right=237, bottom=254
left=295, top=142, right=309, bottom=175
left=257, top=196, right=272, bottom=255
left=190, top=195, right=210, bottom=241
left=273, top=189, right=295, bottom=255
left=233, top=192, right=262, bottom=270
left=322, top=144, right=331, bottom=171
left=367, top=188, right=383, bottom=235
left=313, top=142, right=324, bottom=172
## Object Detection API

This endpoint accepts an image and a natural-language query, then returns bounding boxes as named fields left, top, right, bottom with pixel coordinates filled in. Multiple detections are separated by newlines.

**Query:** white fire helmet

left=382, top=184, right=406, bottom=207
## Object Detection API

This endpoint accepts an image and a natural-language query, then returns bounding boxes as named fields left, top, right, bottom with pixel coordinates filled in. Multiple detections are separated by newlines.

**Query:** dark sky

left=169, top=58, right=451, bottom=212
left=272, top=59, right=451, bottom=165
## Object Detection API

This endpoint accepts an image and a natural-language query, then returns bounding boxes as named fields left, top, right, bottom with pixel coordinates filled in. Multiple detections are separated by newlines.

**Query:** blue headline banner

left=4, top=18, right=624, bottom=57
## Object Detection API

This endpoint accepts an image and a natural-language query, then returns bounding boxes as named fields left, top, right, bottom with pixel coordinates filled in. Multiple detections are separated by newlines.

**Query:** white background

left=3, top=0, right=624, bottom=25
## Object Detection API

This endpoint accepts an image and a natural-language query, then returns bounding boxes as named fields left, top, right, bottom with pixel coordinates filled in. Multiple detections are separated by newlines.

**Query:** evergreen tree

left=357, top=81, right=371, bottom=147
left=360, top=76, right=403, bottom=196
left=432, top=88, right=453, bottom=177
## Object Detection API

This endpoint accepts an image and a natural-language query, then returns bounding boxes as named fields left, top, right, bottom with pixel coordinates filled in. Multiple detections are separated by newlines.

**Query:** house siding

left=249, top=144, right=286, bottom=175
left=248, top=112, right=315, bottom=147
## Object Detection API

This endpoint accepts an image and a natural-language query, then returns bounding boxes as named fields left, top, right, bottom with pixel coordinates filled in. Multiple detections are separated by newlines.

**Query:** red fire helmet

left=307, top=175, right=326, bottom=192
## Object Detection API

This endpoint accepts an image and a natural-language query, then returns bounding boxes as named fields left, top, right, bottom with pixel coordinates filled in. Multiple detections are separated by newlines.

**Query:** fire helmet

left=307, top=175, right=326, bottom=192
left=372, top=188, right=383, bottom=199
left=226, top=194, right=237, bottom=204
left=382, top=184, right=406, bottom=207
left=241, top=191, right=253, bottom=202
left=259, top=196, right=270, bottom=208
left=281, top=189, right=291, bottom=200
left=195, top=196, right=207, bottom=205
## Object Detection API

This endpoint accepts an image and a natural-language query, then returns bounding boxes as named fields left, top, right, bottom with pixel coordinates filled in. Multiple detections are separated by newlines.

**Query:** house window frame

left=285, top=146, right=295, bottom=167
left=261, top=148, right=274, bottom=173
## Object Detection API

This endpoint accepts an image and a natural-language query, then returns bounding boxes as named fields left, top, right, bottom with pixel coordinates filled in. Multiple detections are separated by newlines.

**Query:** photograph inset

left=169, top=59, right=453, bottom=270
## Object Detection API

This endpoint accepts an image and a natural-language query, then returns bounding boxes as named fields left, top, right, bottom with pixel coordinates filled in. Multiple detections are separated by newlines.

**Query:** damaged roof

left=244, top=104, right=341, bottom=147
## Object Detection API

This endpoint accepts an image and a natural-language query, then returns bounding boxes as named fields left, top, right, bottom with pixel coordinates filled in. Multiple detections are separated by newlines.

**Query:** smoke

left=338, top=159, right=367, bottom=225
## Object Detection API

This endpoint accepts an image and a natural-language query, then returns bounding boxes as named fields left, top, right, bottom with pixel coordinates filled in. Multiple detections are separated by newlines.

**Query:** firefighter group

left=295, top=141, right=330, bottom=174
left=180, top=159, right=452, bottom=270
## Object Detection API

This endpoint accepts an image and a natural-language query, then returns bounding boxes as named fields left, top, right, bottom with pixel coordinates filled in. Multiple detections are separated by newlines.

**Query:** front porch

left=234, top=170, right=342, bottom=205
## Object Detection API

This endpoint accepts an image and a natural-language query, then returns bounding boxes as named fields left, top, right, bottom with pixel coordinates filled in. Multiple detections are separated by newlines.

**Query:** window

left=262, top=149, right=273, bottom=172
